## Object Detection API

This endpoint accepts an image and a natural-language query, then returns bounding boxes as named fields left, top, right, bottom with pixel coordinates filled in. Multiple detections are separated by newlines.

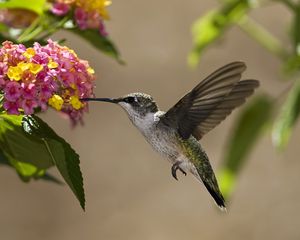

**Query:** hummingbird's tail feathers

left=202, top=180, right=226, bottom=211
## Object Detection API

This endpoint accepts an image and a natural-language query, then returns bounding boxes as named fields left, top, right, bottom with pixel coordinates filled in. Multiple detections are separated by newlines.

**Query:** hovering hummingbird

left=82, top=62, right=259, bottom=210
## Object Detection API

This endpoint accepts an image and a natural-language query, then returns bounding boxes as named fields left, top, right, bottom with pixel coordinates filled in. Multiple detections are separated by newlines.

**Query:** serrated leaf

left=189, top=0, right=251, bottom=67
left=218, top=95, right=272, bottom=199
left=0, top=0, right=47, bottom=15
left=23, top=115, right=85, bottom=210
left=272, top=81, right=300, bottom=150
left=69, top=29, right=124, bottom=64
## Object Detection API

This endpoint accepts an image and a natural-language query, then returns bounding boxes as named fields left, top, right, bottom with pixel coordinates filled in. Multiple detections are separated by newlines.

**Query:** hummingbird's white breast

left=119, top=102, right=184, bottom=162
left=134, top=111, right=181, bottom=161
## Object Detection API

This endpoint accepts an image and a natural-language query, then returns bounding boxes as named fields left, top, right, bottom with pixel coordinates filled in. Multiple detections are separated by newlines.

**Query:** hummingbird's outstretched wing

left=161, top=62, right=259, bottom=140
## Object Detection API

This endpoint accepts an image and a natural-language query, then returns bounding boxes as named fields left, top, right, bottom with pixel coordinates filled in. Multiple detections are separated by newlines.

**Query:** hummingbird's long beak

left=80, top=98, right=120, bottom=103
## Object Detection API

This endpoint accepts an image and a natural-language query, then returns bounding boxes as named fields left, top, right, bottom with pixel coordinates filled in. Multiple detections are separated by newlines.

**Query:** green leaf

left=188, top=0, right=251, bottom=67
left=23, top=115, right=85, bottom=210
left=0, top=0, right=47, bottom=15
left=218, top=95, right=272, bottom=199
left=0, top=114, right=54, bottom=179
left=272, top=81, right=300, bottom=150
left=0, top=149, right=63, bottom=184
left=69, top=29, right=124, bottom=64
left=0, top=113, right=81, bottom=206
left=0, top=150, right=10, bottom=166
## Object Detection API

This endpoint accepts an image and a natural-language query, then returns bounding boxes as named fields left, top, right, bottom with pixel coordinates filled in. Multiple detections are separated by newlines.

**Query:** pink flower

left=50, top=1, right=111, bottom=37
left=0, top=77, right=5, bottom=86
left=3, top=101, right=19, bottom=115
left=21, top=98, right=38, bottom=115
left=51, top=3, right=70, bottom=16
left=32, top=52, right=49, bottom=65
left=99, top=20, right=108, bottom=36
left=21, top=83, right=36, bottom=99
left=74, top=8, right=88, bottom=29
left=39, top=82, right=53, bottom=99
left=0, top=40, right=96, bottom=125
left=0, top=62, right=8, bottom=75
left=4, top=81, right=22, bottom=101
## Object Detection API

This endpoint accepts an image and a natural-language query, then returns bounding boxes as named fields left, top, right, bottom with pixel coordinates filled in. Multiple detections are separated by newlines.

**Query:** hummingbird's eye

left=124, top=97, right=135, bottom=103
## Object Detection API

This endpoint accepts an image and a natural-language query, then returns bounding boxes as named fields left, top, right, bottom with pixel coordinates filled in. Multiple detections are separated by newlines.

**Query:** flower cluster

left=51, top=0, right=111, bottom=36
left=0, top=40, right=95, bottom=124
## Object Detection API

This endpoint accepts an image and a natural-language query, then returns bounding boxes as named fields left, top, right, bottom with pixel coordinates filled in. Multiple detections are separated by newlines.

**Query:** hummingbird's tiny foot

left=171, top=164, right=178, bottom=180
left=171, top=161, right=186, bottom=180
left=179, top=168, right=187, bottom=176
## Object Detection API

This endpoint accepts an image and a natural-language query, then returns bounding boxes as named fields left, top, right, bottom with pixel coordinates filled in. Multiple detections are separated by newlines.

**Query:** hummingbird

left=82, top=62, right=259, bottom=210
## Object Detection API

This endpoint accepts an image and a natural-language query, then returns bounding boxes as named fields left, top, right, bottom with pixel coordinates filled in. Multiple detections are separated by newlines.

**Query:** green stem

left=17, top=15, right=69, bottom=43
left=38, top=16, right=69, bottom=40
left=17, top=17, right=42, bottom=42
left=18, top=25, right=44, bottom=43
left=238, top=16, right=289, bottom=61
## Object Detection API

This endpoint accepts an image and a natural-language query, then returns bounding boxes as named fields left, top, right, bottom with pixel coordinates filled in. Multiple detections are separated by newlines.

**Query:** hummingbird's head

left=81, top=93, right=159, bottom=125
left=117, top=93, right=158, bottom=117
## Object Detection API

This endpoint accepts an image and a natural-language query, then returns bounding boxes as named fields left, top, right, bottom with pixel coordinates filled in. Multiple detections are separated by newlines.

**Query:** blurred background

left=1, top=0, right=300, bottom=239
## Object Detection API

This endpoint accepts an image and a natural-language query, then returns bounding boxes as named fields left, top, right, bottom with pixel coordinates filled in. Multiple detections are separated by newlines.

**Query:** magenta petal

left=4, top=81, right=22, bottom=101
left=74, top=8, right=88, bottom=29
left=51, top=3, right=70, bottom=16
left=3, top=101, right=20, bottom=115
left=22, top=83, right=37, bottom=99
left=99, top=20, right=108, bottom=37
left=21, top=99, right=38, bottom=115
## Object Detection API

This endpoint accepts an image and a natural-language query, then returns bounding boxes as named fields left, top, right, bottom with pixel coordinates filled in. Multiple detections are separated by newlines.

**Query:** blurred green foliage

left=219, top=96, right=272, bottom=199
left=0, top=0, right=122, bottom=62
left=272, top=81, right=300, bottom=149
left=190, top=0, right=300, bottom=201
left=189, top=0, right=252, bottom=66
left=0, top=0, right=46, bottom=15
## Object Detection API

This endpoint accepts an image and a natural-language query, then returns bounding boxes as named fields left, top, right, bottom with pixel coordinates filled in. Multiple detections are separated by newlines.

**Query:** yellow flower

left=70, top=83, right=77, bottom=90
left=29, top=63, right=43, bottom=74
left=17, top=62, right=30, bottom=71
left=70, top=95, right=84, bottom=110
left=87, top=67, right=95, bottom=74
left=48, top=94, right=64, bottom=111
left=75, top=0, right=111, bottom=19
left=7, top=66, right=22, bottom=81
left=47, top=59, right=59, bottom=69
left=23, top=48, right=35, bottom=58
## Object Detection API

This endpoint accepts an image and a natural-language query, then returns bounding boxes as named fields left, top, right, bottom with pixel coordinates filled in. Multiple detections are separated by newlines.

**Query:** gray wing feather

left=161, top=62, right=259, bottom=140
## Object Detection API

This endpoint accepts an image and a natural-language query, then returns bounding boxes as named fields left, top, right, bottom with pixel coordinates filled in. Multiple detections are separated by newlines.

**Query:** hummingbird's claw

left=180, top=169, right=187, bottom=176
left=171, top=162, right=187, bottom=181
left=171, top=166, right=178, bottom=180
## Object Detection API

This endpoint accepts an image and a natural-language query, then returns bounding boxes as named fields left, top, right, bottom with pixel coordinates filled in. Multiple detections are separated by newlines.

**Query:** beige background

left=1, top=1, right=300, bottom=239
